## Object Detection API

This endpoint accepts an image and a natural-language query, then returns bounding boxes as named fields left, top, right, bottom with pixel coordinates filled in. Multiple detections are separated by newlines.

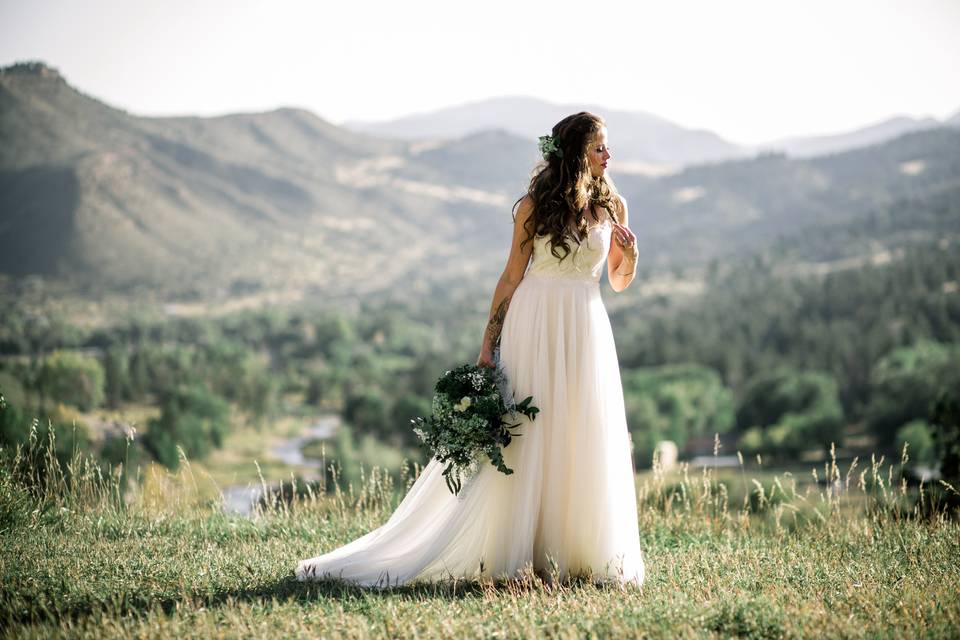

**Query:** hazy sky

left=2, top=0, right=959, bottom=145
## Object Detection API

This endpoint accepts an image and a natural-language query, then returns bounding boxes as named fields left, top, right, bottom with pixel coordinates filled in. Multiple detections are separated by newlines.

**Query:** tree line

left=1, top=235, right=958, bottom=482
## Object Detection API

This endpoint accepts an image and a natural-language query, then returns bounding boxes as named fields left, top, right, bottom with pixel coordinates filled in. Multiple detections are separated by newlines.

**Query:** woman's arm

left=608, top=195, right=638, bottom=293
left=477, top=195, right=536, bottom=367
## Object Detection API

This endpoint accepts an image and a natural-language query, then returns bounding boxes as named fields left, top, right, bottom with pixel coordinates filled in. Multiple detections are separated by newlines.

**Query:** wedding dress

left=295, top=218, right=645, bottom=588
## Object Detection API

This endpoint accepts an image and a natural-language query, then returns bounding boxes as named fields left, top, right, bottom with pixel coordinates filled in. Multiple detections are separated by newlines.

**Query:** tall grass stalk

left=2, top=432, right=958, bottom=638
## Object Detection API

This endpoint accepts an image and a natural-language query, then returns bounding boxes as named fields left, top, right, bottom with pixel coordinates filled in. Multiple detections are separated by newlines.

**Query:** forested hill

left=0, top=62, right=516, bottom=299
left=2, top=61, right=959, bottom=306
left=615, top=127, right=960, bottom=270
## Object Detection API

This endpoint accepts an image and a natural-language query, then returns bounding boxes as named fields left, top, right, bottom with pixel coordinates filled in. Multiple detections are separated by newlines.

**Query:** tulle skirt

left=295, top=271, right=644, bottom=588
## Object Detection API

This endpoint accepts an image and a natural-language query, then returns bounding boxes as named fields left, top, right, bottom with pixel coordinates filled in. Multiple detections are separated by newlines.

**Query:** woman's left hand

left=612, top=222, right=638, bottom=261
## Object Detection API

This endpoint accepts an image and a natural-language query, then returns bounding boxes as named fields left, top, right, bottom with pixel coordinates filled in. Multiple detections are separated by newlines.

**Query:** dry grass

left=1, top=428, right=959, bottom=639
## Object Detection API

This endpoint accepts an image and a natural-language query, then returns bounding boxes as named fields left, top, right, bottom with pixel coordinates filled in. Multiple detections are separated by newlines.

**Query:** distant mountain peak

left=0, top=60, right=63, bottom=80
left=342, top=95, right=748, bottom=167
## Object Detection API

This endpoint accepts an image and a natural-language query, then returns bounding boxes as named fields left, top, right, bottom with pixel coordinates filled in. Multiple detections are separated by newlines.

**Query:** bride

left=296, top=111, right=644, bottom=589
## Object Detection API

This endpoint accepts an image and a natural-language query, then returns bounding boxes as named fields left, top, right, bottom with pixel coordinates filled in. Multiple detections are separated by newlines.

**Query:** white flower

left=468, top=371, right=485, bottom=391
left=454, top=396, right=473, bottom=412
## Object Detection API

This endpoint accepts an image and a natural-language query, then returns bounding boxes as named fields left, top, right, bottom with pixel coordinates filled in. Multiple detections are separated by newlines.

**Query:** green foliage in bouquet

left=411, top=363, right=539, bottom=495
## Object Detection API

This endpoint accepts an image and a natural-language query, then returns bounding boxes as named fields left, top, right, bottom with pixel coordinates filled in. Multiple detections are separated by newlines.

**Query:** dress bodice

left=524, top=220, right=612, bottom=283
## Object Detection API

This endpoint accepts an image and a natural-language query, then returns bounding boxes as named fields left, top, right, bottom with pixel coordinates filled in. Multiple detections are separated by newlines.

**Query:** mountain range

left=2, top=60, right=959, bottom=310
left=344, top=96, right=960, bottom=170
left=0, top=61, right=505, bottom=301
left=344, top=96, right=747, bottom=173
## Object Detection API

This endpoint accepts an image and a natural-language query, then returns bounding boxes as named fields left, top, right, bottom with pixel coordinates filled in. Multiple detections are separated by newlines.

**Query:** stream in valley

left=220, top=415, right=339, bottom=517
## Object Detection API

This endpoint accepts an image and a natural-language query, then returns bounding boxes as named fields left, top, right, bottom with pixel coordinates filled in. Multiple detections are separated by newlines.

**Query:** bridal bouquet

left=411, top=357, right=539, bottom=495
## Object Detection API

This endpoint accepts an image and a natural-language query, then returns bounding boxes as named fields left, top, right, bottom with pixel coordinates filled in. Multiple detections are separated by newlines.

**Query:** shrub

left=623, top=363, right=735, bottom=461
left=35, top=350, right=105, bottom=411
left=142, top=384, right=230, bottom=469
left=865, top=341, right=960, bottom=446
left=736, top=368, right=844, bottom=456
left=895, top=420, right=937, bottom=468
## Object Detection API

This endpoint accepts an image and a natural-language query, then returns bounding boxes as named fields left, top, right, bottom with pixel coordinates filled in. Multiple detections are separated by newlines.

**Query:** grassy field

left=2, top=434, right=959, bottom=639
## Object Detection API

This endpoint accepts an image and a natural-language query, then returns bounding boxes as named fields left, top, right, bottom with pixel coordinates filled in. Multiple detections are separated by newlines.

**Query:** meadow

left=4, top=51, right=960, bottom=640
left=2, top=430, right=958, bottom=639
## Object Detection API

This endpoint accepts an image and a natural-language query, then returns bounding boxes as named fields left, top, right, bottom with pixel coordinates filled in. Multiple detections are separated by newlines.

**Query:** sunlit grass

left=1, top=426, right=959, bottom=639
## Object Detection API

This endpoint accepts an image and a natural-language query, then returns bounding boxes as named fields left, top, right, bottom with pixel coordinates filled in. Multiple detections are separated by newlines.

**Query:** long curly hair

left=512, top=111, right=624, bottom=262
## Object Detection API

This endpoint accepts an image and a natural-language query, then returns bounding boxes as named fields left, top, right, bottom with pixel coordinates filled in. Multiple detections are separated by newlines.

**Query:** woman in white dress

left=296, top=112, right=643, bottom=589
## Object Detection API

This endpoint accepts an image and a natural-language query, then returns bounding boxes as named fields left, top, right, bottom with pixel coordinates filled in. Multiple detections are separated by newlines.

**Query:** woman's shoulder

left=514, top=194, right=536, bottom=223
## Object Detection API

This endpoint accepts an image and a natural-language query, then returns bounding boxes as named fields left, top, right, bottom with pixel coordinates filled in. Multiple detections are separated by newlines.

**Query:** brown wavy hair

left=512, top=111, right=624, bottom=262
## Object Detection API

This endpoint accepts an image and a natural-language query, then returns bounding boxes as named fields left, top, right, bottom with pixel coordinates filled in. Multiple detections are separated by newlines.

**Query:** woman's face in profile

left=587, top=126, right=611, bottom=178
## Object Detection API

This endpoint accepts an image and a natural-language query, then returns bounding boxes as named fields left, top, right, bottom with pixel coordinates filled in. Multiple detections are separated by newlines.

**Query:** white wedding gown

left=296, top=219, right=644, bottom=588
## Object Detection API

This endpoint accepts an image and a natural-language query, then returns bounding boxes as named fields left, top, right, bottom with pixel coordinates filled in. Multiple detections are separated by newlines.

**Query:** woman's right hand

left=476, top=348, right=495, bottom=368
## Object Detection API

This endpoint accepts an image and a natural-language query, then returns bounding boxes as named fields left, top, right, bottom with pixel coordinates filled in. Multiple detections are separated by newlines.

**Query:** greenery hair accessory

left=538, top=134, right=563, bottom=160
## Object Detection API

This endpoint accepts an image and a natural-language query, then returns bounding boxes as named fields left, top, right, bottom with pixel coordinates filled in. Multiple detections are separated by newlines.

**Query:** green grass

left=1, top=434, right=959, bottom=639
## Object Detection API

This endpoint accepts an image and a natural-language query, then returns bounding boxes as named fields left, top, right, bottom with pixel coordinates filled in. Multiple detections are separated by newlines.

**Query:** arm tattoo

left=485, top=296, right=511, bottom=349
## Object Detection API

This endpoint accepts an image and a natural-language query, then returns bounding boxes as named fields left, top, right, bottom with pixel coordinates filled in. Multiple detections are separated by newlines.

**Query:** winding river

left=220, top=415, right=339, bottom=517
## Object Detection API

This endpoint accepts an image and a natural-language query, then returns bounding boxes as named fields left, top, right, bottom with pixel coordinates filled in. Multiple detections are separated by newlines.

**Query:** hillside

left=756, top=114, right=948, bottom=158
left=2, top=61, right=959, bottom=308
left=615, top=128, right=960, bottom=270
left=0, top=62, right=511, bottom=300
left=345, top=96, right=960, bottom=166
left=2, top=428, right=958, bottom=638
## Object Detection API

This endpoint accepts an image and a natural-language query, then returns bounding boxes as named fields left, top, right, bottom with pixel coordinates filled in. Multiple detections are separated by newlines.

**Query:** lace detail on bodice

left=524, top=220, right=612, bottom=283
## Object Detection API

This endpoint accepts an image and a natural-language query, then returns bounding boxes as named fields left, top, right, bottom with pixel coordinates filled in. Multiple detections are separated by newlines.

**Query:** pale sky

left=2, top=0, right=959, bottom=145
